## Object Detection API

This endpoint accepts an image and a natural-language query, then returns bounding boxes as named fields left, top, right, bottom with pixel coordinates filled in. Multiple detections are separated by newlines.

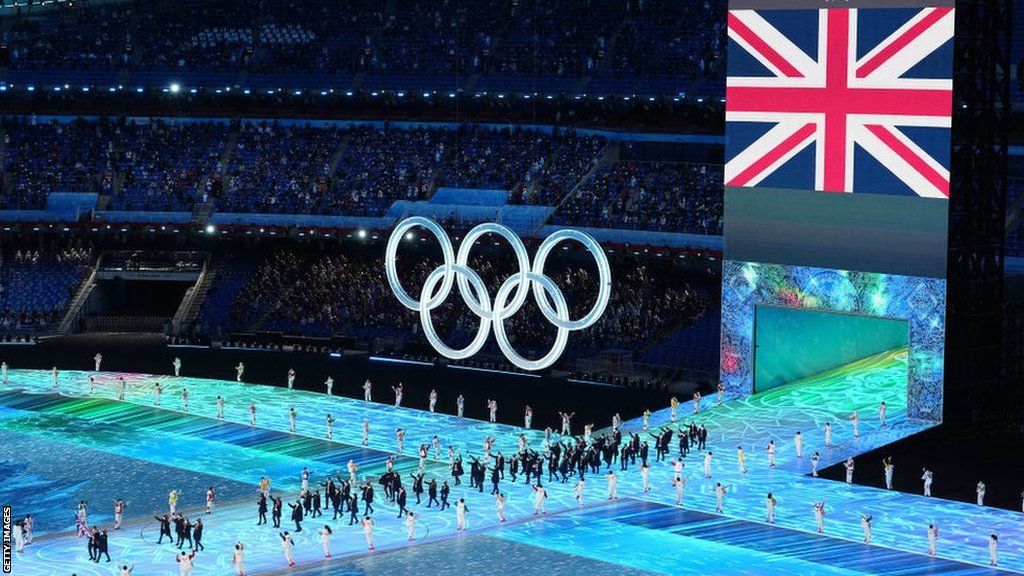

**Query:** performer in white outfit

left=794, top=431, right=803, bottom=458
left=878, top=401, right=887, bottom=427
left=173, top=357, right=182, bottom=377
left=280, top=531, right=296, bottom=566
left=231, top=542, right=246, bottom=576
left=236, top=362, right=245, bottom=382
left=673, top=475, right=687, bottom=506
left=714, top=483, right=728, bottom=513
left=428, top=389, right=438, bottom=412
left=990, top=534, right=999, bottom=566
left=606, top=471, right=619, bottom=500
left=113, top=499, right=124, bottom=530
left=362, top=517, right=375, bottom=549
left=456, top=394, right=465, bottom=419
left=392, top=383, right=403, bottom=407
left=861, top=514, right=872, bottom=543
left=363, top=379, right=372, bottom=402
left=177, top=551, right=196, bottom=576
left=456, top=498, right=469, bottom=529
left=496, top=493, right=506, bottom=522
left=559, top=411, right=574, bottom=436
left=922, top=467, right=934, bottom=497
left=927, top=523, right=938, bottom=556
left=532, top=485, right=547, bottom=515
left=524, top=405, right=533, bottom=429
left=765, top=493, right=777, bottom=524
left=94, top=352, right=103, bottom=372
left=813, top=500, right=826, bottom=534
left=850, top=411, right=860, bottom=438
left=287, top=368, right=296, bottom=390
left=216, top=396, right=225, bottom=419
left=324, top=376, right=334, bottom=396
left=318, top=525, right=333, bottom=557
left=977, top=481, right=986, bottom=506
left=405, top=511, right=417, bottom=540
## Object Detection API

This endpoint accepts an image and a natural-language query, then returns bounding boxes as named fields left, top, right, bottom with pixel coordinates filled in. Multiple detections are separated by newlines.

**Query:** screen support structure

left=944, top=0, right=1010, bottom=422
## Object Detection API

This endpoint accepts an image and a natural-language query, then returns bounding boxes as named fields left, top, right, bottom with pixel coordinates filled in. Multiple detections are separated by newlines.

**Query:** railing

left=58, top=266, right=97, bottom=334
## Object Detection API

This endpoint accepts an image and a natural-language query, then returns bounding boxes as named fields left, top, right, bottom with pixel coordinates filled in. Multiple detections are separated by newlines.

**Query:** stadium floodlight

left=169, top=83, right=180, bottom=94
left=357, top=229, right=367, bottom=239
left=136, top=87, right=144, bottom=93
left=205, top=224, right=216, bottom=234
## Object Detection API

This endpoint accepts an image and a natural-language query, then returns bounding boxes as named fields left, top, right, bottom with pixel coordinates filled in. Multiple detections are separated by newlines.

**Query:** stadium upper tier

left=0, top=0, right=726, bottom=98
left=0, top=117, right=725, bottom=242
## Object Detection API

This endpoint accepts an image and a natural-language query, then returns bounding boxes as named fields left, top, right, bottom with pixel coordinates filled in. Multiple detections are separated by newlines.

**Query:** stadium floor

left=4, top=349, right=1021, bottom=575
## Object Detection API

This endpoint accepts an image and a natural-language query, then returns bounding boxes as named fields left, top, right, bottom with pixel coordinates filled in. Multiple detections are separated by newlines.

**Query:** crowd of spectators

left=1, top=117, right=117, bottom=209
left=220, top=122, right=345, bottom=213
left=0, top=240, right=93, bottom=333
left=552, top=161, right=723, bottom=235
left=605, top=0, right=726, bottom=80
left=0, top=0, right=727, bottom=93
left=2, top=119, right=633, bottom=218
left=0, top=118, right=722, bottom=236
left=194, top=241, right=713, bottom=373
left=110, top=120, right=228, bottom=212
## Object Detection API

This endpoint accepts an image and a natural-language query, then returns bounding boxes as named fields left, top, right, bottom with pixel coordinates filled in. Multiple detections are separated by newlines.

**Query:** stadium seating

left=0, top=0, right=728, bottom=97
left=0, top=245, right=92, bottom=333
left=550, top=160, right=723, bottom=235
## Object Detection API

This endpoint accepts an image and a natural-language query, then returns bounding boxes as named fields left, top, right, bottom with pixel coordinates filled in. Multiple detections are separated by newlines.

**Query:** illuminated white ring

left=419, top=264, right=492, bottom=360
left=532, top=228, right=612, bottom=330
left=385, top=216, right=455, bottom=311
left=492, top=272, right=571, bottom=371
left=385, top=217, right=612, bottom=371
left=456, top=222, right=532, bottom=321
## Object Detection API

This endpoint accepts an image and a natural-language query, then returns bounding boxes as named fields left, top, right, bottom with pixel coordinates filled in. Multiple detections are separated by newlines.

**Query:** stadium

left=0, top=0, right=1021, bottom=574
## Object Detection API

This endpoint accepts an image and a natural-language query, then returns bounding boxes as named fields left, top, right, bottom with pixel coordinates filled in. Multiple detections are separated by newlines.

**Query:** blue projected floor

left=3, top=354, right=1022, bottom=575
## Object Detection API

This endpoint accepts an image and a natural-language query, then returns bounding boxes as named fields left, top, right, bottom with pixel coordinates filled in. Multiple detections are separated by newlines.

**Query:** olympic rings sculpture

left=385, top=217, right=612, bottom=371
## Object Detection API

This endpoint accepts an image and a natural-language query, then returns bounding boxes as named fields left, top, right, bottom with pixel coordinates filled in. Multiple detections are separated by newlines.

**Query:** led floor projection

left=3, top=358, right=1021, bottom=575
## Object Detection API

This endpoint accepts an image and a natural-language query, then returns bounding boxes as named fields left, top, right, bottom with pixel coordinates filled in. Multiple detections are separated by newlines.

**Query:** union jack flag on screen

left=725, top=7, right=954, bottom=198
